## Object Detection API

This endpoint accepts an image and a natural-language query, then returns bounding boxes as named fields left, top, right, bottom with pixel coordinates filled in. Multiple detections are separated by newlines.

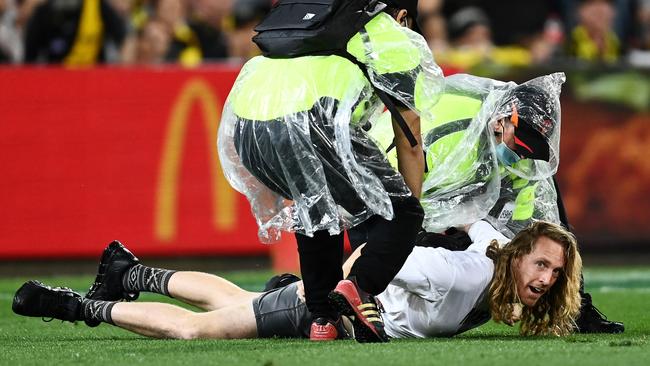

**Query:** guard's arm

left=393, top=108, right=423, bottom=198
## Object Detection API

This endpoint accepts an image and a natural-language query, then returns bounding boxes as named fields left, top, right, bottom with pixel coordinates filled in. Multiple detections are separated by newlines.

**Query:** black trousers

left=296, top=196, right=423, bottom=320
left=553, top=177, right=587, bottom=296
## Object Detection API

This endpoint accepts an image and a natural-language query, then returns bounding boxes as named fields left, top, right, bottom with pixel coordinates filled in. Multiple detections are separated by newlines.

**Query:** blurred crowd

left=0, top=0, right=649, bottom=68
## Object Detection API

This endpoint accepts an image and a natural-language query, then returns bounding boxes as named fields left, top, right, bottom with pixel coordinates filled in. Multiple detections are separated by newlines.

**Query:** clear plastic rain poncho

left=218, top=12, right=444, bottom=242
left=414, top=72, right=565, bottom=235
left=485, top=173, right=560, bottom=239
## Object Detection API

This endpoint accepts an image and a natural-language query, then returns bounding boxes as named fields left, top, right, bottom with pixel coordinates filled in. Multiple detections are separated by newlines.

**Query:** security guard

left=218, top=0, right=443, bottom=342
left=370, top=72, right=624, bottom=334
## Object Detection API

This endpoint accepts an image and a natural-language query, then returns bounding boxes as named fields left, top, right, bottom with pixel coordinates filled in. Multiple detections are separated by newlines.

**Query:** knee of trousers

left=387, top=196, right=424, bottom=254
left=392, top=196, right=424, bottom=226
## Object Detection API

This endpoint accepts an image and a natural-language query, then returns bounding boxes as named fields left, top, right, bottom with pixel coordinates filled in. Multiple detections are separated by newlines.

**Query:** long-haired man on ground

left=13, top=220, right=582, bottom=338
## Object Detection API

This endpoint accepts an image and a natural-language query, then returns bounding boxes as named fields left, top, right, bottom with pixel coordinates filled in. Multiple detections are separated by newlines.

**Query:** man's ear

left=395, top=9, right=409, bottom=27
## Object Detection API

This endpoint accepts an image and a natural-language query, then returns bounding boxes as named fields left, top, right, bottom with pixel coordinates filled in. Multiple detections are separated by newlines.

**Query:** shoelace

left=581, top=293, right=609, bottom=321
left=86, top=281, right=101, bottom=296
left=585, top=302, right=609, bottom=320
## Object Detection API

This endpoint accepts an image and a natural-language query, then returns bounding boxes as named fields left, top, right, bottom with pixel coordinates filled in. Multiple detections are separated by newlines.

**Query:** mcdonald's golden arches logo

left=155, top=77, right=236, bottom=242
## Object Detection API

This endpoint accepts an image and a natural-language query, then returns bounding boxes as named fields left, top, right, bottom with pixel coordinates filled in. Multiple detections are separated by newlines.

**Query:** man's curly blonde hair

left=486, top=221, right=582, bottom=336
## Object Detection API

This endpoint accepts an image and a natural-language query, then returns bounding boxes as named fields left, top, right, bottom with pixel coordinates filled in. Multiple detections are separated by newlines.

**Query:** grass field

left=1, top=267, right=649, bottom=366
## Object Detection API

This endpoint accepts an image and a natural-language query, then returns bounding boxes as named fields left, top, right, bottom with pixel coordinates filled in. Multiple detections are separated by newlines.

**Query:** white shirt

left=377, top=221, right=509, bottom=338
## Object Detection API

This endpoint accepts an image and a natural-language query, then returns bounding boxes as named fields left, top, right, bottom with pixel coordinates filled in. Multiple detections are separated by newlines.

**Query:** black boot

left=13, top=280, right=83, bottom=323
left=85, top=240, right=140, bottom=327
left=575, top=292, right=624, bottom=333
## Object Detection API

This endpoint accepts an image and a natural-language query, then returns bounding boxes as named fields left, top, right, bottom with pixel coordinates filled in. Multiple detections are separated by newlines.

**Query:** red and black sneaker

left=328, top=278, right=389, bottom=343
left=309, top=317, right=348, bottom=341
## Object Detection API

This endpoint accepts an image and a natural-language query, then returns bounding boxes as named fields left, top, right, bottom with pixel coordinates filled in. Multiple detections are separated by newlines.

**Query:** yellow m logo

left=155, top=78, right=236, bottom=241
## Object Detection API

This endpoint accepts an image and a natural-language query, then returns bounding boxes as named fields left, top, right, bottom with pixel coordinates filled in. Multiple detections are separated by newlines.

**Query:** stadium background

left=0, top=2, right=649, bottom=365
left=1, top=67, right=649, bottom=270
left=0, top=0, right=649, bottom=271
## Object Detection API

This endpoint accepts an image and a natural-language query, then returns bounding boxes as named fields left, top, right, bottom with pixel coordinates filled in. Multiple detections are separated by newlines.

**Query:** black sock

left=296, top=231, right=344, bottom=321
left=82, top=299, right=116, bottom=325
left=122, top=264, right=177, bottom=296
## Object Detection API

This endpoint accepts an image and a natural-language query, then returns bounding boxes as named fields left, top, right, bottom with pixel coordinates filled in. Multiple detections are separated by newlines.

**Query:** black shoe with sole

left=575, top=293, right=624, bottom=333
left=12, top=280, right=82, bottom=322
left=84, top=240, right=140, bottom=327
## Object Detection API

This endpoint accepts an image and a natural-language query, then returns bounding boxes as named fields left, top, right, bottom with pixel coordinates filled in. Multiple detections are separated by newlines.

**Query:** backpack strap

left=338, top=51, right=419, bottom=148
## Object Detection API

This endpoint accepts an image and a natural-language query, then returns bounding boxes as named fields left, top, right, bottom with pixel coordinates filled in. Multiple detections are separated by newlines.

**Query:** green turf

left=1, top=267, right=649, bottom=366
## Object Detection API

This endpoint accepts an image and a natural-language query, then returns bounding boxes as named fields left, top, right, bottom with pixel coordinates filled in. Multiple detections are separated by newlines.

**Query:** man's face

left=493, top=117, right=516, bottom=150
left=513, top=236, right=566, bottom=307
left=579, top=0, right=615, bottom=34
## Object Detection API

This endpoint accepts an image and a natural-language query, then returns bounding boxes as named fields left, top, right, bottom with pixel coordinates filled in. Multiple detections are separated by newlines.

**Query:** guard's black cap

left=382, top=0, right=418, bottom=20
left=497, top=84, right=558, bottom=162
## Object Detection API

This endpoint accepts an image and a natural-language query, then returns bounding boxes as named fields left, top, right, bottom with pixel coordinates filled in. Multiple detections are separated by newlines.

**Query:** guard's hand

left=458, top=224, right=472, bottom=233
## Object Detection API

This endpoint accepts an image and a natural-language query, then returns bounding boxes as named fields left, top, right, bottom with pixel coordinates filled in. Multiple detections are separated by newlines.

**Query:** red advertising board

left=0, top=66, right=272, bottom=259
left=2, top=66, right=648, bottom=260
left=558, top=95, right=650, bottom=245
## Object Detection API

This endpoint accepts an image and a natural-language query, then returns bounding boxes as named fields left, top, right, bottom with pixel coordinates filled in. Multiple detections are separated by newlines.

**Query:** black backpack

left=252, top=0, right=419, bottom=147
